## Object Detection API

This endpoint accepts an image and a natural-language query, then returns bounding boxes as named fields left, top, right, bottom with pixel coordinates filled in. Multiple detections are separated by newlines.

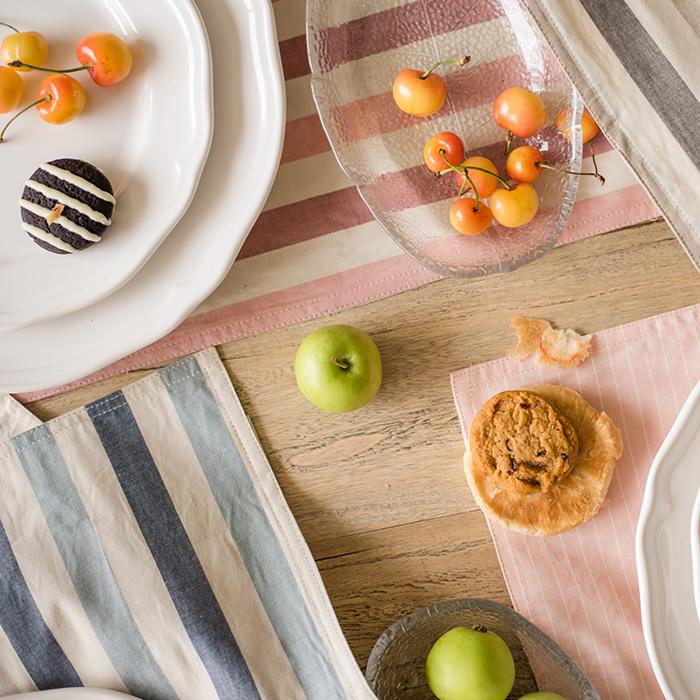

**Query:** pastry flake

left=512, top=316, right=591, bottom=367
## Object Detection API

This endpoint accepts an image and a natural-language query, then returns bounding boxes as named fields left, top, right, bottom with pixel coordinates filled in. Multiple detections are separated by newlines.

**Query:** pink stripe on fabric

left=451, top=305, right=700, bottom=698
left=316, top=0, right=504, bottom=72
left=237, top=186, right=373, bottom=259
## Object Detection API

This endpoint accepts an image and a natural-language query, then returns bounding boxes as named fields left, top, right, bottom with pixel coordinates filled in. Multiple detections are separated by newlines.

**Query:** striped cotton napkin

left=0, top=349, right=375, bottom=700
left=521, top=0, right=700, bottom=270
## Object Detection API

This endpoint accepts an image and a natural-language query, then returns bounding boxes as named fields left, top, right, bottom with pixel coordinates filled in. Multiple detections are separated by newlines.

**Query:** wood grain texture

left=27, top=220, right=700, bottom=666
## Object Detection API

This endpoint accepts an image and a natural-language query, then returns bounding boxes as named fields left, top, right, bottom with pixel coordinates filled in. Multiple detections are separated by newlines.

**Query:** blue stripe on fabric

left=161, top=357, right=346, bottom=700
left=11, top=425, right=176, bottom=700
left=86, top=391, right=260, bottom=700
left=0, top=518, right=82, bottom=689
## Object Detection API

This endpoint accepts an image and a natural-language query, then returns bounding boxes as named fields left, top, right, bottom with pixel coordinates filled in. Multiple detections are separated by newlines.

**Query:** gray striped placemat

left=522, top=0, right=700, bottom=271
left=0, top=349, right=376, bottom=700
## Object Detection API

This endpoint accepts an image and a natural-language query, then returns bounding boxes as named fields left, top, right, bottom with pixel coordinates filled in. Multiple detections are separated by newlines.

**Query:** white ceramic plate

left=0, top=0, right=212, bottom=331
left=5, top=691, right=138, bottom=700
left=636, top=380, right=700, bottom=700
left=0, top=0, right=284, bottom=393
left=691, top=488, right=700, bottom=624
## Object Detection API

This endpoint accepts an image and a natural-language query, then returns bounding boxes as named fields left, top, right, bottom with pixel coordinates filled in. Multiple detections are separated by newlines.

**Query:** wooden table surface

left=28, top=219, right=700, bottom=668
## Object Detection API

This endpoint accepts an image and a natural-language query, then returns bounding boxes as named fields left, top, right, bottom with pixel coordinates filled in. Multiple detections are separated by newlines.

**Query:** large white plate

left=636, top=380, right=700, bottom=700
left=0, top=0, right=284, bottom=393
left=691, top=487, right=700, bottom=624
left=0, top=0, right=212, bottom=331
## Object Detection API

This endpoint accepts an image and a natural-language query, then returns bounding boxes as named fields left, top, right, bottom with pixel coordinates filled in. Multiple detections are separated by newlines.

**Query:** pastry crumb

left=512, top=316, right=591, bottom=367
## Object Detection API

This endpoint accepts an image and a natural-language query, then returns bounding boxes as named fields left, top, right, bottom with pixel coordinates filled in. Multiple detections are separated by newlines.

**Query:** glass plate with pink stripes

left=307, top=0, right=583, bottom=277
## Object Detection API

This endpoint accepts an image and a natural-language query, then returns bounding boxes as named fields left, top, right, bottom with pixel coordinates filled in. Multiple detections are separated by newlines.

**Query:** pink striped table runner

left=451, top=303, right=700, bottom=699
left=20, top=0, right=659, bottom=401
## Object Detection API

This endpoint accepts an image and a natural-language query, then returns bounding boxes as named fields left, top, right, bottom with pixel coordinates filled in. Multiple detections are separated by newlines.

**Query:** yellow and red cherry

left=392, top=56, right=469, bottom=117
left=493, top=87, right=547, bottom=153
left=0, top=74, right=85, bottom=142
left=76, top=33, right=132, bottom=87
left=449, top=199, right=493, bottom=236
left=506, top=145, right=543, bottom=183
left=0, top=65, right=23, bottom=113
left=507, top=144, right=605, bottom=184
left=8, top=32, right=132, bottom=88
left=490, top=183, right=539, bottom=228
left=454, top=155, right=501, bottom=198
left=556, top=106, right=599, bottom=144
left=0, top=22, right=48, bottom=71
left=424, top=131, right=464, bottom=172
left=36, top=74, right=86, bottom=123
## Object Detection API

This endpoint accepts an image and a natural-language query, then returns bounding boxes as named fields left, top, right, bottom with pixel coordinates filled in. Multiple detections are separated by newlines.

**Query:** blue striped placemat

left=0, top=349, right=376, bottom=700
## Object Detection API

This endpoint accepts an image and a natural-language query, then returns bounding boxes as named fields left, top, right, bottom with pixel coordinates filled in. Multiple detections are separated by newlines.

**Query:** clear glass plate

left=365, top=598, right=600, bottom=699
left=307, top=0, right=583, bottom=277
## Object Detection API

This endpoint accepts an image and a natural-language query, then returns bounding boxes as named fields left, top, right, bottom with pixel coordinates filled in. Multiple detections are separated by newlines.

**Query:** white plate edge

left=635, top=378, right=700, bottom=700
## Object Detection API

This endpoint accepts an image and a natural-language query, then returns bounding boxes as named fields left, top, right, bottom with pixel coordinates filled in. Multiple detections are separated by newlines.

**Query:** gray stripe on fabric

left=86, top=392, right=261, bottom=700
left=160, top=357, right=347, bottom=700
left=578, top=0, right=700, bottom=168
left=11, top=426, right=177, bottom=700
left=0, top=518, right=82, bottom=689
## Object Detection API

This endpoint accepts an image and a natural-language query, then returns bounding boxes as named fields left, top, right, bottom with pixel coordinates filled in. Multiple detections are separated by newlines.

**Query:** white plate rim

left=1, top=0, right=214, bottom=332
left=0, top=0, right=284, bottom=393
left=636, top=379, right=700, bottom=700
left=691, top=485, right=700, bottom=624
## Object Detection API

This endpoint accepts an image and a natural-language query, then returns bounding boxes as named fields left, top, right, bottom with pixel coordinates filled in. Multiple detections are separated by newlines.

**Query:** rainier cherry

left=8, top=32, right=132, bottom=87
left=423, top=131, right=464, bottom=172
left=0, top=74, right=85, bottom=142
left=493, top=87, right=547, bottom=152
left=392, top=56, right=469, bottom=117
left=0, top=22, right=48, bottom=70
left=490, top=183, right=539, bottom=228
left=453, top=155, right=502, bottom=198
left=449, top=198, right=493, bottom=236
left=506, top=144, right=605, bottom=184
left=0, top=65, right=23, bottom=113
left=556, top=106, right=599, bottom=144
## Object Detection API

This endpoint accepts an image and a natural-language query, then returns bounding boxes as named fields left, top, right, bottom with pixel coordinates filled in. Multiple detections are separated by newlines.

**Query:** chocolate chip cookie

left=469, top=389, right=578, bottom=495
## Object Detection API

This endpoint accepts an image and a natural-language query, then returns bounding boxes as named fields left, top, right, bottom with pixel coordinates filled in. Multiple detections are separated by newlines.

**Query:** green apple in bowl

left=294, top=324, right=382, bottom=413
left=426, top=625, right=515, bottom=700
left=518, top=694, right=568, bottom=699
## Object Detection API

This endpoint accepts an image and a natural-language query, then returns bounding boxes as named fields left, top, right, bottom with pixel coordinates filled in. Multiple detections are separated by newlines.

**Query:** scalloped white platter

left=636, top=380, right=700, bottom=700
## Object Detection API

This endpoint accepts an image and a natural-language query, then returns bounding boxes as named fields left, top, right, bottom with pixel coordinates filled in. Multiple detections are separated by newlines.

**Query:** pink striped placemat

left=450, top=303, right=700, bottom=699
left=19, top=0, right=659, bottom=402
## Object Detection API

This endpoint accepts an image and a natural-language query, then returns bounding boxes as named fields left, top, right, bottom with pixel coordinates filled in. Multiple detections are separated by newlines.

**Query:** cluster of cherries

left=392, top=58, right=602, bottom=236
left=0, top=21, right=132, bottom=142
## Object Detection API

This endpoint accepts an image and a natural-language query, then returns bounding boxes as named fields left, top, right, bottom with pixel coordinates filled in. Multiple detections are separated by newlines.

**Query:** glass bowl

left=365, top=599, right=600, bottom=699
left=307, top=0, right=583, bottom=277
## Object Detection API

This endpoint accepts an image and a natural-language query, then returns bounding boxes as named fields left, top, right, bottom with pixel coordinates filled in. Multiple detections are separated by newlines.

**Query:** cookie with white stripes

left=20, top=159, right=115, bottom=254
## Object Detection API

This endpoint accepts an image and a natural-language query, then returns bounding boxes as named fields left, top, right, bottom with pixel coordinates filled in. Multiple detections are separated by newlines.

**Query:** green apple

left=518, top=694, right=568, bottom=700
left=426, top=626, right=515, bottom=700
left=294, top=324, right=382, bottom=413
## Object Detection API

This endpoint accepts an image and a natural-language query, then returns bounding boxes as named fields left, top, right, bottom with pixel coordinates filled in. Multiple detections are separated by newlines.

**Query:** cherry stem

left=331, top=357, right=349, bottom=370
left=420, top=55, right=470, bottom=80
left=504, top=130, right=513, bottom=155
left=438, top=150, right=512, bottom=191
left=536, top=151, right=605, bottom=185
left=0, top=21, right=19, bottom=33
left=0, top=95, right=50, bottom=143
left=7, top=60, right=92, bottom=74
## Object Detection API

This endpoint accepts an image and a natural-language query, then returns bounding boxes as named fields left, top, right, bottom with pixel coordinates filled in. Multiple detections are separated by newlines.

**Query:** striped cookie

left=20, top=158, right=115, bottom=255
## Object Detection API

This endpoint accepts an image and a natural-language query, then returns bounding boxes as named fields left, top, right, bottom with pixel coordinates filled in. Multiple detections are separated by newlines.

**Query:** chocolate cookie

left=20, top=159, right=115, bottom=254
left=469, top=389, right=578, bottom=494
